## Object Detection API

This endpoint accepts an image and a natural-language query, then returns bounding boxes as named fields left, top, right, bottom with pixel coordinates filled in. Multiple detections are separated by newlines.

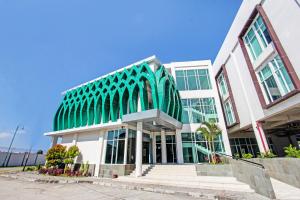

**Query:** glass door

left=166, top=135, right=177, bottom=163
left=156, top=135, right=162, bottom=163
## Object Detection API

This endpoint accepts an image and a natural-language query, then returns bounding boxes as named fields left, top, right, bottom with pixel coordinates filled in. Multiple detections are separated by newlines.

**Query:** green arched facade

left=53, top=63, right=182, bottom=131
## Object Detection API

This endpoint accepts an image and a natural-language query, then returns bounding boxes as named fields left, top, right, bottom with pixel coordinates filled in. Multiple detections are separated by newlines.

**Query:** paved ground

left=0, top=176, right=200, bottom=200
left=271, top=178, right=300, bottom=200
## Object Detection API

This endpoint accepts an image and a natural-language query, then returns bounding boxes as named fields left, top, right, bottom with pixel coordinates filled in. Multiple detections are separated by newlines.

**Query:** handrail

left=216, top=152, right=265, bottom=169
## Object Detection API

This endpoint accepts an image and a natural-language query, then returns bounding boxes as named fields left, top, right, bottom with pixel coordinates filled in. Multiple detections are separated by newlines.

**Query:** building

left=45, top=0, right=300, bottom=176
left=45, top=56, right=229, bottom=177
left=213, top=0, right=300, bottom=157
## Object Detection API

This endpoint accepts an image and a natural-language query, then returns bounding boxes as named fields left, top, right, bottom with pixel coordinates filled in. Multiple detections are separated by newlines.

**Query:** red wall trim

left=238, top=4, right=300, bottom=109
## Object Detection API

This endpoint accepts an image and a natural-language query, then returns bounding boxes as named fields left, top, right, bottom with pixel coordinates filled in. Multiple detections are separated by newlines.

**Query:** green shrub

left=35, top=164, right=42, bottom=171
left=80, top=161, right=90, bottom=176
left=257, top=151, right=277, bottom=158
left=284, top=144, right=300, bottom=158
left=242, top=153, right=253, bottom=159
left=64, top=145, right=80, bottom=165
left=26, top=166, right=35, bottom=171
left=233, top=153, right=240, bottom=159
left=45, top=144, right=66, bottom=168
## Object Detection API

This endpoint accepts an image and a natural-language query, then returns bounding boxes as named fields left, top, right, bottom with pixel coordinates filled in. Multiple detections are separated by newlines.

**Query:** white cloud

left=0, top=132, right=12, bottom=139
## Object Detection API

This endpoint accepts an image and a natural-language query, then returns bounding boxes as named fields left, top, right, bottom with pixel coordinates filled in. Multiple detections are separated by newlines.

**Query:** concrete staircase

left=129, top=165, right=153, bottom=177
left=117, top=164, right=254, bottom=193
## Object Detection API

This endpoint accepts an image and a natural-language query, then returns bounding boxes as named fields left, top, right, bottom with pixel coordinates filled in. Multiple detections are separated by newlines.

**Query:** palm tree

left=196, top=121, right=222, bottom=164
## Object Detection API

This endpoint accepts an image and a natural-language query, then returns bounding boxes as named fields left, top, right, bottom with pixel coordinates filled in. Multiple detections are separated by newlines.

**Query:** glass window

left=272, top=56, right=295, bottom=93
left=175, top=70, right=187, bottom=91
left=258, top=55, right=295, bottom=103
left=105, top=129, right=126, bottom=164
left=243, top=15, right=272, bottom=61
left=175, top=69, right=212, bottom=91
left=224, top=100, right=236, bottom=126
left=229, top=138, right=261, bottom=157
left=217, top=73, right=229, bottom=99
left=127, top=129, right=136, bottom=164
left=181, top=98, right=218, bottom=124
left=186, top=70, right=198, bottom=90
left=181, top=132, right=224, bottom=163
left=198, top=69, right=211, bottom=90
left=254, top=16, right=272, bottom=47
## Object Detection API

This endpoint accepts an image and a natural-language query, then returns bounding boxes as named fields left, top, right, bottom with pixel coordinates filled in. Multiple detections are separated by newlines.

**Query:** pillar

left=51, top=136, right=58, bottom=147
left=135, top=122, right=143, bottom=177
left=94, top=131, right=104, bottom=177
left=255, top=121, right=269, bottom=153
left=72, top=133, right=78, bottom=145
left=72, top=133, right=79, bottom=165
left=161, top=129, right=167, bottom=164
left=101, top=132, right=108, bottom=164
left=152, top=133, right=156, bottom=164
left=124, top=128, right=129, bottom=164
left=175, top=129, right=184, bottom=164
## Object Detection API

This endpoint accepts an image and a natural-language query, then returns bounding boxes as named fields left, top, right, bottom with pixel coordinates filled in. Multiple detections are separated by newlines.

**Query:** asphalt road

left=0, top=176, right=200, bottom=200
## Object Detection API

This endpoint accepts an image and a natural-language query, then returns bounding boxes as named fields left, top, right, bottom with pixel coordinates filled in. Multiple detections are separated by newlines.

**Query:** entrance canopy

left=123, top=109, right=182, bottom=132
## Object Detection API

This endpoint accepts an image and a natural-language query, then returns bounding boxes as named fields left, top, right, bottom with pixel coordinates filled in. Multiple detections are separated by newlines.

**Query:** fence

left=0, top=152, right=45, bottom=167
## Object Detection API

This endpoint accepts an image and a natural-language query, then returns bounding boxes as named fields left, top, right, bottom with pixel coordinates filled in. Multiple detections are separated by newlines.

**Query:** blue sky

left=0, top=0, right=242, bottom=152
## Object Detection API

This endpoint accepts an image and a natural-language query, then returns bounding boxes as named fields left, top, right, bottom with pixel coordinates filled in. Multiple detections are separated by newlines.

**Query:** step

left=142, top=175, right=238, bottom=182
left=117, top=176, right=254, bottom=193
left=129, top=165, right=153, bottom=176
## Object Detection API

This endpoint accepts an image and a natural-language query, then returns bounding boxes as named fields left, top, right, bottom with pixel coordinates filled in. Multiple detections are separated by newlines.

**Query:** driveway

left=0, top=176, right=200, bottom=200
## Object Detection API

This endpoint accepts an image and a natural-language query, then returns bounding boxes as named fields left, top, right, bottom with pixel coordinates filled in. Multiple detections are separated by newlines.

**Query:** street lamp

left=1, top=125, right=24, bottom=167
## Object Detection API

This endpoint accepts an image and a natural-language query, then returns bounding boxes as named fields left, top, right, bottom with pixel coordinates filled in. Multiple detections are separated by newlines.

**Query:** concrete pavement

left=0, top=176, right=200, bottom=200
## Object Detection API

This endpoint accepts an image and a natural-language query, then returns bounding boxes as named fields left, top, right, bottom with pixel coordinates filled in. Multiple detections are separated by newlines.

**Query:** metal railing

left=216, top=152, right=265, bottom=169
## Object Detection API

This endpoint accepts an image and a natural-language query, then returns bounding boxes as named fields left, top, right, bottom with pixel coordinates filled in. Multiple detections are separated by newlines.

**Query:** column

left=255, top=121, right=269, bottom=152
left=135, top=122, right=143, bottom=177
left=123, top=128, right=129, bottom=164
left=72, top=133, right=79, bottom=165
left=51, top=136, right=58, bottom=147
left=94, top=131, right=104, bottom=177
left=101, top=132, right=108, bottom=164
left=72, top=133, right=78, bottom=145
left=175, top=129, right=184, bottom=164
left=161, top=129, right=167, bottom=164
left=152, top=133, right=156, bottom=164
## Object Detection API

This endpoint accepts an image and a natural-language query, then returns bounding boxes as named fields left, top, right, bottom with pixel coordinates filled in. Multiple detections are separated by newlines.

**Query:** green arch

left=53, top=62, right=182, bottom=131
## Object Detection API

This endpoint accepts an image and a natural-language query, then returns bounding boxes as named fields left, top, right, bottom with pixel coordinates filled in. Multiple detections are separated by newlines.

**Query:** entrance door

left=142, top=142, right=150, bottom=163
left=156, top=135, right=162, bottom=163
left=166, top=135, right=177, bottom=163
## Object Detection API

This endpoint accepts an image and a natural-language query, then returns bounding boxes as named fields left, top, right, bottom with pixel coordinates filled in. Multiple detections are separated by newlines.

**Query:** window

left=181, top=98, right=218, bottom=124
left=181, top=132, right=224, bottom=163
left=127, top=129, right=136, bottom=164
left=216, top=70, right=237, bottom=126
left=216, top=73, right=229, bottom=99
left=229, top=138, right=259, bottom=157
left=258, top=55, right=295, bottom=103
left=224, top=100, right=236, bottom=126
left=105, top=129, right=126, bottom=164
left=175, top=69, right=211, bottom=91
left=243, top=15, right=272, bottom=61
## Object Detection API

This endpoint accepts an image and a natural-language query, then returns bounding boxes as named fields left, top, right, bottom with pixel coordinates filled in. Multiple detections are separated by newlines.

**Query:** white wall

left=213, top=0, right=300, bottom=129
left=61, top=130, right=104, bottom=165
left=263, top=0, right=300, bottom=79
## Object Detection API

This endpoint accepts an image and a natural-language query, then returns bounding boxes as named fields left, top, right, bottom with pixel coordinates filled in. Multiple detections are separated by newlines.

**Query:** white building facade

left=213, top=0, right=300, bottom=157
left=45, top=57, right=230, bottom=177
